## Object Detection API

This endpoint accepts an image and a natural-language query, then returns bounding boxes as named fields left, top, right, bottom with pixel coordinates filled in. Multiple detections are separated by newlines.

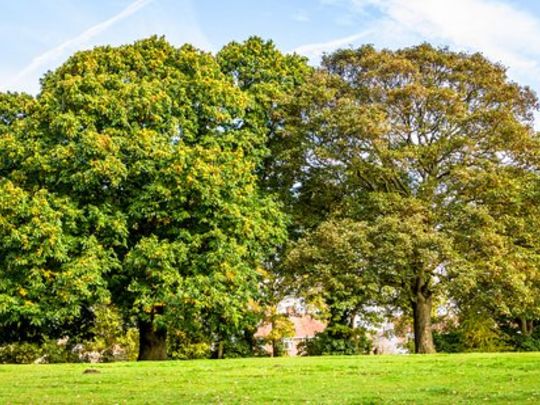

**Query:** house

left=255, top=312, right=326, bottom=356
left=256, top=298, right=411, bottom=356
left=254, top=297, right=325, bottom=356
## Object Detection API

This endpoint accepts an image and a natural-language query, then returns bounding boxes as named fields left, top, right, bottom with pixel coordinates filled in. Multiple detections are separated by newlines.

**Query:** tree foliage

left=1, top=37, right=540, bottom=359
left=286, top=43, right=540, bottom=353
left=218, top=37, right=312, bottom=206
left=1, top=37, right=286, bottom=359
left=0, top=180, right=111, bottom=343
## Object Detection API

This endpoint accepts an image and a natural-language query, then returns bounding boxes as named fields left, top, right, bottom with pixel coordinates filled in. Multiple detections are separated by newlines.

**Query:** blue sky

left=2, top=0, right=540, bottom=98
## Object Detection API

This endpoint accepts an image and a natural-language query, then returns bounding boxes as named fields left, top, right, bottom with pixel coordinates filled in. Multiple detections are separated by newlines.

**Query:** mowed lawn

left=1, top=353, right=539, bottom=404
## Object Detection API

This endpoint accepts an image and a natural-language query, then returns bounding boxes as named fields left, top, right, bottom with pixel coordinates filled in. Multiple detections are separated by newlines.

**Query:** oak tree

left=288, top=44, right=540, bottom=353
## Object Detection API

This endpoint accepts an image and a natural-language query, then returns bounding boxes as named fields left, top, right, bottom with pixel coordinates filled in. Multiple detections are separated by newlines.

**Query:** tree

left=286, top=219, right=382, bottom=328
left=259, top=308, right=295, bottom=357
left=217, top=36, right=312, bottom=211
left=287, top=44, right=539, bottom=353
left=449, top=167, right=540, bottom=347
left=12, top=37, right=285, bottom=360
left=218, top=38, right=313, bottom=350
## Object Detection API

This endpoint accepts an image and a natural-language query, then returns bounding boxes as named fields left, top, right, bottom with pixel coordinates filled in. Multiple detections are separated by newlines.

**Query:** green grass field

left=1, top=353, right=539, bottom=404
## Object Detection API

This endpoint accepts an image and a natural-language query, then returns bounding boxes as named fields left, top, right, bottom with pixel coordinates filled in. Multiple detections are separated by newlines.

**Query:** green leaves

left=2, top=36, right=539, bottom=355
left=1, top=37, right=289, bottom=353
left=0, top=180, right=112, bottom=340
left=286, top=43, right=540, bottom=352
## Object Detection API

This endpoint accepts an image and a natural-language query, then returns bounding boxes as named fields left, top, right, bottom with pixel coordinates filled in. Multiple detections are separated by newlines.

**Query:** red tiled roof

left=290, top=316, right=326, bottom=338
left=255, top=315, right=325, bottom=339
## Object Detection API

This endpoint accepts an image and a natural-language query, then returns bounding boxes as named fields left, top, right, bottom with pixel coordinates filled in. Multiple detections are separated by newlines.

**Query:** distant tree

left=259, top=308, right=295, bottom=357
left=287, top=44, right=540, bottom=353
left=286, top=219, right=382, bottom=327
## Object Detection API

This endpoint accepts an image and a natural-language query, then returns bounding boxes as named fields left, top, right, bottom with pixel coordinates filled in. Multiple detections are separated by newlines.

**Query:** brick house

left=255, top=312, right=326, bottom=356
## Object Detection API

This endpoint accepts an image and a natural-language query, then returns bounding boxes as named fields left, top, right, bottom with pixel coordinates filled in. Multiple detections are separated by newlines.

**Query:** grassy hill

left=1, top=353, right=539, bottom=404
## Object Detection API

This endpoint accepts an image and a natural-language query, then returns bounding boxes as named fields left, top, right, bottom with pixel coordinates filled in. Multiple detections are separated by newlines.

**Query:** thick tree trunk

left=412, top=293, right=436, bottom=354
left=138, top=319, right=167, bottom=361
left=520, top=318, right=528, bottom=335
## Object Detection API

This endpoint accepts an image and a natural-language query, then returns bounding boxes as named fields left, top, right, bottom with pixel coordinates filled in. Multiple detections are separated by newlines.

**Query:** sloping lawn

left=1, top=353, right=539, bottom=404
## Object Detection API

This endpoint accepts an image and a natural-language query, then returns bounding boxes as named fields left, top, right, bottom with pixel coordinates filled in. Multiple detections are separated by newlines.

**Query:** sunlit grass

left=1, top=352, right=539, bottom=404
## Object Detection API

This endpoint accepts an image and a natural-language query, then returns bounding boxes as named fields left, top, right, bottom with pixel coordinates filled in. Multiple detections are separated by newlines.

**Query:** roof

left=255, top=315, right=326, bottom=339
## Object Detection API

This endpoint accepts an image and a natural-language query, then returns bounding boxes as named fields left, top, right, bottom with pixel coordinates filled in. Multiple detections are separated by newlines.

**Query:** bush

left=0, top=342, right=43, bottom=364
left=0, top=304, right=140, bottom=364
left=299, top=325, right=371, bottom=356
left=0, top=339, right=78, bottom=364
left=216, top=337, right=255, bottom=359
left=433, top=331, right=465, bottom=353
left=460, top=315, right=510, bottom=352
left=434, top=313, right=513, bottom=353
left=505, top=326, right=540, bottom=352
left=41, top=339, right=80, bottom=363
left=167, top=330, right=211, bottom=360
left=82, top=304, right=139, bottom=362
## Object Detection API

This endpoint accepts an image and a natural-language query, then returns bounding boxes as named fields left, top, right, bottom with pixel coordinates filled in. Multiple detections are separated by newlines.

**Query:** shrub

left=0, top=342, right=43, bottom=364
left=299, top=325, right=371, bottom=356
left=216, top=337, right=255, bottom=359
left=505, top=326, right=540, bottom=352
left=433, top=331, right=465, bottom=353
left=0, top=339, right=78, bottom=364
left=167, top=330, right=211, bottom=360
left=82, top=304, right=139, bottom=362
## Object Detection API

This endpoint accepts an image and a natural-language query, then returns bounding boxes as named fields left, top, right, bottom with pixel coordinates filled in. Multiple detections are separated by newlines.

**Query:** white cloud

left=1, top=0, right=154, bottom=93
left=298, top=0, right=540, bottom=90
left=293, top=29, right=374, bottom=60
left=375, top=0, right=540, bottom=75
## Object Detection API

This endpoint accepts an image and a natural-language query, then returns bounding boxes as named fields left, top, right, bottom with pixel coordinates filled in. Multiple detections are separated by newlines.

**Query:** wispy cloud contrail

left=3, top=0, right=154, bottom=91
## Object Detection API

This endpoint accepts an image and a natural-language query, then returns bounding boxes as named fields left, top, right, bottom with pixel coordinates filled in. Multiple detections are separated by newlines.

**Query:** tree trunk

left=412, top=293, right=436, bottom=354
left=518, top=318, right=534, bottom=336
left=272, top=339, right=279, bottom=357
left=520, top=318, right=527, bottom=335
left=217, top=341, right=224, bottom=359
left=138, top=319, right=167, bottom=361
left=519, top=318, right=534, bottom=336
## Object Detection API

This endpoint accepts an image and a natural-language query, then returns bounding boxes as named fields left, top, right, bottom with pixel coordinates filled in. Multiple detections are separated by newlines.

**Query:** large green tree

left=6, top=37, right=285, bottom=360
left=287, top=44, right=540, bottom=353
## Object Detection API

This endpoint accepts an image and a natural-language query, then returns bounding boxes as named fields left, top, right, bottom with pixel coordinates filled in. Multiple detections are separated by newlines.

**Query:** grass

left=1, top=353, right=539, bottom=404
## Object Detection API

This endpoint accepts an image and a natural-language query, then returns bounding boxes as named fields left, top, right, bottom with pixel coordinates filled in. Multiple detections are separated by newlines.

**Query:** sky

left=2, top=0, right=540, bottom=99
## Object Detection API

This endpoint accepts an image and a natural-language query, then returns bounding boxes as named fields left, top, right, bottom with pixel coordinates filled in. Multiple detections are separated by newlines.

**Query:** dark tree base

left=412, top=294, right=436, bottom=354
left=138, top=320, right=167, bottom=361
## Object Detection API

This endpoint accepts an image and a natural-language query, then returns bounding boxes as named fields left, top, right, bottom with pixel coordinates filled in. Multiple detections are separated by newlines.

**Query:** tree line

left=1, top=36, right=539, bottom=361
